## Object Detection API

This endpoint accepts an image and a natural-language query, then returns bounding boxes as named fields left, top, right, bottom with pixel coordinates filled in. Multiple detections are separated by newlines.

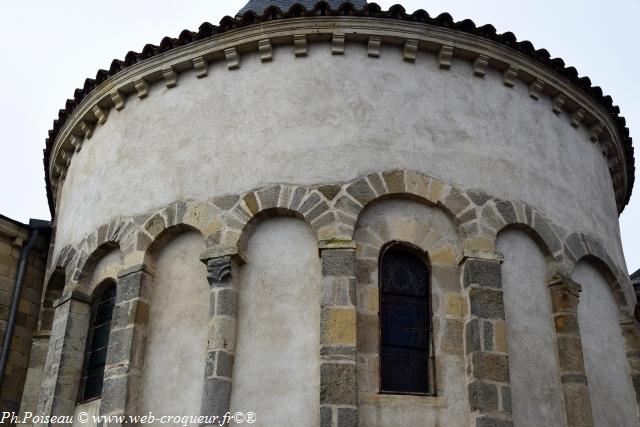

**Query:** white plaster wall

left=497, top=229, right=565, bottom=427
left=56, top=42, right=626, bottom=274
left=72, top=399, right=100, bottom=427
left=230, top=218, right=321, bottom=427
left=573, top=261, right=638, bottom=427
left=139, top=232, right=208, bottom=422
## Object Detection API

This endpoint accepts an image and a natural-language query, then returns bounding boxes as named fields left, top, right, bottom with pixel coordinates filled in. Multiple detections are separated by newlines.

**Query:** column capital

left=547, top=277, right=582, bottom=297
left=53, top=290, right=91, bottom=308
left=206, top=256, right=233, bottom=285
left=318, top=239, right=356, bottom=252
left=458, top=249, right=504, bottom=265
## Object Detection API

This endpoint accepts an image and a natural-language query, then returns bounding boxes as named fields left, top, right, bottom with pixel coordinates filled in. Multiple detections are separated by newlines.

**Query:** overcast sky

left=0, top=0, right=637, bottom=272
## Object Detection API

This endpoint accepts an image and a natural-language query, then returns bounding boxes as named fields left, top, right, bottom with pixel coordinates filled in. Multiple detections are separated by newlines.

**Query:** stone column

left=547, top=278, right=593, bottom=427
left=319, top=244, right=357, bottom=427
left=461, top=254, right=513, bottom=427
left=99, top=264, right=153, bottom=426
left=35, top=290, right=91, bottom=424
left=199, top=255, right=238, bottom=425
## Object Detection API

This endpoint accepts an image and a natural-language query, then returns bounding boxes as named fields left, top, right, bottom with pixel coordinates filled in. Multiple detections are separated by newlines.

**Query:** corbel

left=552, top=93, right=566, bottom=114
left=332, top=33, right=345, bottom=55
left=193, top=56, right=208, bottom=78
left=110, top=90, right=125, bottom=111
left=258, top=39, right=273, bottom=62
left=61, top=150, right=72, bottom=167
left=367, top=36, right=381, bottom=58
left=55, top=164, right=67, bottom=180
left=473, top=54, right=489, bottom=77
left=570, top=108, right=585, bottom=128
left=502, top=66, right=518, bottom=87
left=134, top=79, right=149, bottom=99
left=80, top=120, right=94, bottom=139
left=162, top=67, right=178, bottom=88
left=589, top=122, right=604, bottom=142
left=224, top=47, right=239, bottom=70
left=70, top=134, right=83, bottom=152
left=293, top=34, right=307, bottom=57
left=403, top=39, right=418, bottom=62
left=438, top=44, right=453, bottom=69
left=528, top=79, right=545, bottom=100
left=91, top=104, right=108, bottom=125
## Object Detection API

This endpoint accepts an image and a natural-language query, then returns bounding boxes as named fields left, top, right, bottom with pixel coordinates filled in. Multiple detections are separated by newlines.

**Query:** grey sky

left=0, top=0, right=637, bottom=272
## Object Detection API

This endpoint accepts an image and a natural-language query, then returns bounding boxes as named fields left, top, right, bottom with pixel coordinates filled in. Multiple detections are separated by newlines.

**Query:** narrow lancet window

left=78, top=281, right=116, bottom=402
left=379, top=243, right=432, bottom=394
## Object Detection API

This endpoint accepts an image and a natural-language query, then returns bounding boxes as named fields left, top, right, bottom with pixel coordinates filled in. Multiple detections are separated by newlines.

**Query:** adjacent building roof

left=632, top=268, right=640, bottom=286
left=237, top=0, right=367, bottom=16
left=42, top=1, right=635, bottom=217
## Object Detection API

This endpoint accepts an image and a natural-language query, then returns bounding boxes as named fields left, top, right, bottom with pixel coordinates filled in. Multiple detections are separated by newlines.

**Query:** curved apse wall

left=230, top=218, right=321, bottom=426
left=139, top=232, right=209, bottom=419
left=573, top=261, right=637, bottom=426
left=497, top=229, right=565, bottom=426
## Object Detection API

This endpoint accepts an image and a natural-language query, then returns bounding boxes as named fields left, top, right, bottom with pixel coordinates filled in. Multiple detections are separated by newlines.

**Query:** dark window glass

left=380, top=245, right=431, bottom=394
left=79, top=284, right=116, bottom=402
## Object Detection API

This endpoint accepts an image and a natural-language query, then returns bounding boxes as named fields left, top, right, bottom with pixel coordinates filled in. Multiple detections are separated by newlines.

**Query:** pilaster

left=547, top=278, right=593, bottom=427
left=319, top=242, right=357, bottom=427
left=34, top=291, right=91, bottom=425
left=98, top=264, right=153, bottom=426
left=199, top=255, right=238, bottom=425
left=461, top=252, right=513, bottom=427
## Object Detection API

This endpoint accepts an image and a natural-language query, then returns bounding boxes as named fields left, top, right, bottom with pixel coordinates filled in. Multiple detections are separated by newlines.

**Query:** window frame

left=378, top=241, right=436, bottom=396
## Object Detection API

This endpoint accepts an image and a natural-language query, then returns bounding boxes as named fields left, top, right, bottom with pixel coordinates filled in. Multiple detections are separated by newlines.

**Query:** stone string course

left=40, top=169, right=638, bottom=427
left=45, top=14, right=633, bottom=215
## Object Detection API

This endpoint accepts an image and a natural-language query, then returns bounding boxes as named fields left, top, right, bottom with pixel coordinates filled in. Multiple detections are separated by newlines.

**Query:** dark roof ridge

left=42, top=1, right=635, bottom=217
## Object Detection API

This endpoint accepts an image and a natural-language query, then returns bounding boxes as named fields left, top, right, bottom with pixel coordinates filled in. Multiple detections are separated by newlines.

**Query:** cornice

left=44, top=2, right=634, bottom=216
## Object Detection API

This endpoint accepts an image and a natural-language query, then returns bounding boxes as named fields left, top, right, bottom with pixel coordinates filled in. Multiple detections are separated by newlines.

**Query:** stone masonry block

left=323, top=308, right=356, bottom=346
left=346, top=179, right=376, bottom=205
left=257, top=186, right=280, bottom=210
left=320, top=363, right=356, bottom=405
left=215, top=288, right=237, bottom=317
left=469, top=288, right=505, bottom=319
left=382, top=170, right=405, bottom=193
left=466, top=318, right=481, bottom=355
left=337, top=408, right=357, bottom=427
left=476, top=416, right=513, bottom=427
left=464, top=259, right=502, bottom=289
left=472, top=352, right=510, bottom=383
left=469, top=381, right=499, bottom=412
left=322, top=249, right=356, bottom=276
left=201, top=377, right=231, bottom=418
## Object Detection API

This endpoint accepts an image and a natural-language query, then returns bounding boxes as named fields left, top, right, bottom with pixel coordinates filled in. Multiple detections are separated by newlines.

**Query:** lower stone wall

left=0, top=216, right=49, bottom=417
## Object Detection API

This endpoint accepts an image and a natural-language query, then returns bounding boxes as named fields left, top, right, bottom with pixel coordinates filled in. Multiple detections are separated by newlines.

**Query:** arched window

left=379, top=243, right=433, bottom=395
left=78, top=281, right=116, bottom=402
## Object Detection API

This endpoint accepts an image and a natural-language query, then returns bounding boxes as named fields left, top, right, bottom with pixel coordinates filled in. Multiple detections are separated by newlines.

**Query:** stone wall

left=0, top=216, right=49, bottom=415
left=24, top=168, right=640, bottom=427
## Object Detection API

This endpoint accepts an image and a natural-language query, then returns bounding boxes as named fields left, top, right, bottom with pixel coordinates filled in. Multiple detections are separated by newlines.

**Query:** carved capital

left=548, top=277, right=582, bottom=313
left=206, top=255, right=233, bottom=285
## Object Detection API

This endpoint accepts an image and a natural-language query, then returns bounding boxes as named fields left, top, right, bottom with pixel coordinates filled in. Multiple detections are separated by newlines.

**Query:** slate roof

left=237, top=0, right=367, bottom=16
left=42, top=1, right=635, bottom=218
left=632, top=268, right=640, bottom=285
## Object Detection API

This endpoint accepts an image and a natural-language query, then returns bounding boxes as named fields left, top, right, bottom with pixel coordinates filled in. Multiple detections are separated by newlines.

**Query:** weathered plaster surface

left=55, top=43, right=625, bottom=275
left=72, top=399, right=100, bottom=427
left=573, top=261, right=638, bottom=427
left=497, top=229, right=565, bottom=426
left=230, top=218, right=321, bottom=426
left=139, top=232, right=208, bottom=420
